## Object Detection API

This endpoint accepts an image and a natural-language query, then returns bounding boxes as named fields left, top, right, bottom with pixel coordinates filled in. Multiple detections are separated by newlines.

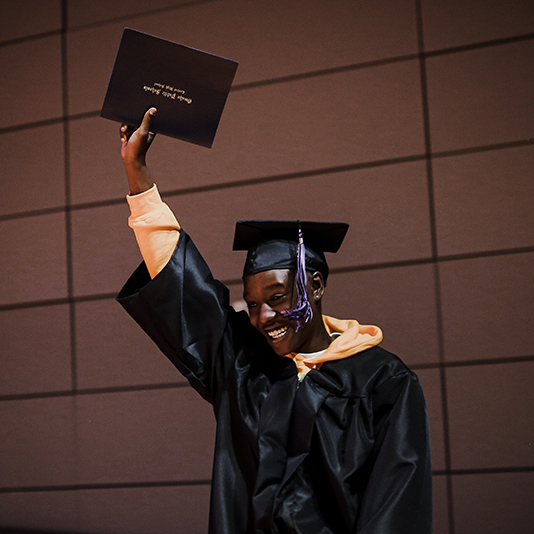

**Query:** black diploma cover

left=100, top=28, right=239, bottom=148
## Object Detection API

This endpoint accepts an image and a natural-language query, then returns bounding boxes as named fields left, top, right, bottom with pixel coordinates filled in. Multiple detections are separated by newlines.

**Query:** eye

left=246, top=301, right=257, bottom=309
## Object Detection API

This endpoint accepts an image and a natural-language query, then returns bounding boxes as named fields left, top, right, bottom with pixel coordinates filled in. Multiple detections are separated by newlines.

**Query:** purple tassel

left=281, top=227, right=313, bottom=331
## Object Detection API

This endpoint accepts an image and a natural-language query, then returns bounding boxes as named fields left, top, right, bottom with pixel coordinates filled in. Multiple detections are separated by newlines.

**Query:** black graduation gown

left=117, top=230, right=433, bottom=534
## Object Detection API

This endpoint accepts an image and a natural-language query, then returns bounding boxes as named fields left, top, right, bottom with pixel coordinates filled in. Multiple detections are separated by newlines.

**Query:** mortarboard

left=233, top=220, right=349, bottom=278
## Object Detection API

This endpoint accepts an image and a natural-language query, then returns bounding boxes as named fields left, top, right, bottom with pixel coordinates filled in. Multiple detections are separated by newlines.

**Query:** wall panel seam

left=1, top=356, right=532, bottom=403
left=1, top=138, right=533, bottom=223
left=1, top=246, right=533, bottom=312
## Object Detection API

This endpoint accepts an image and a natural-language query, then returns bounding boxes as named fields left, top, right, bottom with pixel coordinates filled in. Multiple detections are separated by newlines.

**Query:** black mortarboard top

left=233, top=220, right=349, bottom=279
left=100, top=28, right=238, bottom=148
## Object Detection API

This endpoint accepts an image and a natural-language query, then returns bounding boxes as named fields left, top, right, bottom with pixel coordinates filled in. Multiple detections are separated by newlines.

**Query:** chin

left=267, top=328, right=301, bottom=357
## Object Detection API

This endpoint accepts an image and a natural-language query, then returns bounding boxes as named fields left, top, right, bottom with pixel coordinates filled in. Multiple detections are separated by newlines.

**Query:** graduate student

left=117, top=108, right=433, bottom=533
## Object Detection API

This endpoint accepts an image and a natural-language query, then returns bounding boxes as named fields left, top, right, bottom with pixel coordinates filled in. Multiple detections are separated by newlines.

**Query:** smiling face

left=243, top=268, right=330, bottom=357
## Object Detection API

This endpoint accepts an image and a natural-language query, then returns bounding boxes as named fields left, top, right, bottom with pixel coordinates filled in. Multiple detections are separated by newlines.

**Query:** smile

left=267, top=326, right=289, bottom=340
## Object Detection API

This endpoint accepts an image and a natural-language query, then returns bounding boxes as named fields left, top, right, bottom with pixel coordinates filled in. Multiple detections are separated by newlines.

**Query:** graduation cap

left=233, top=220, right=349, bottom=330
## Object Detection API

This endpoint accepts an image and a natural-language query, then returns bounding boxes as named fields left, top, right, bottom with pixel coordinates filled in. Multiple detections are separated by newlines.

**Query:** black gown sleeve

left=116, top=230, right=231, bottom=403
left=357, top=371, right=433, bottom=533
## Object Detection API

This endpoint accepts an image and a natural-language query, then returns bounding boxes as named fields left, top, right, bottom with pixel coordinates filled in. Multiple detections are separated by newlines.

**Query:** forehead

left=243, top=268, right=294, bottom=295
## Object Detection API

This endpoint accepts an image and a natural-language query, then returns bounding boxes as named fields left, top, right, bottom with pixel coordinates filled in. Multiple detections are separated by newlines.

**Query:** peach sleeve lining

left=126, top=184, right=181, bottom=279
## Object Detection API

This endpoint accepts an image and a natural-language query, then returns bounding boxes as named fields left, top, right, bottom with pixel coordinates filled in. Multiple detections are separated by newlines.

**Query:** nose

left=259, top=303, right=276, bottom=326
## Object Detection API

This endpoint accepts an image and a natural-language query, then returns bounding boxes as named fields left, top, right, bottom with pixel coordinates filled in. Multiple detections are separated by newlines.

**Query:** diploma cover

left=100, top=28, right=239, bottom=148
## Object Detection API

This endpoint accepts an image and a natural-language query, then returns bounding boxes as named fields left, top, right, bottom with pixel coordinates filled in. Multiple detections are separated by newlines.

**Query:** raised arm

left=118, top=107, right=181, bottom=279
left=120, top=107, right=157, bottom=195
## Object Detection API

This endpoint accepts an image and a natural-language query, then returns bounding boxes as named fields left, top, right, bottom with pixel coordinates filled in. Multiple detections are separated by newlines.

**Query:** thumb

left=139, top=107, right=157, bottom=136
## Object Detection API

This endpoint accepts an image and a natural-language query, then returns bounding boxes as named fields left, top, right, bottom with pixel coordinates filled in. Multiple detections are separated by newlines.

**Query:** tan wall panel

left=432, top=475, right=449, bottom=534
left=0, top=123, right=65, bottom=216
left=74, top=60, right=425, bottom=205
left=75, top=299, right=186, bottom=389
left=71, top=203, right=142, bottom=297
left=440, top=253, right=534, bottom=362
left=0, top=304, right=71, bottom=395
left=75, top=388, right=215, bottom=484
left=66, top=24, right=123, bottom=116
left=447, top=361, right=534, bottom=470
left=69, top=116, right=128, bottom=206
left=67, top=0, right=418, bottom=115
left=426, top=41, right=534, bottom=151
left=0, top=35, right=62, bottom=129
left=421, top=0, right=534, bottom=50
left=452, top=471, right=534, bottom=534
left=0, top=490, right=82, bottom=533
left=79, top=485, right=210, bottom=534
left=160, top=160, right=432, bottom=281
left=68, top=0, right=192, bottom=28
left=0, top=213, right=68, bottom=306
left=174, top=62, right=424, bottom=185
left=72, top=161, right=432, bottom=296
left=0, top=484, right=210, bottom=534
left=323, top=265, right=439, bottom=366
left=434, top=145, right=534, bottom=255
left=0, top=397, right=78, bottom=487
left=0, top=0, right=61, bottom=43
left=132, top=0, right=419, bottom=83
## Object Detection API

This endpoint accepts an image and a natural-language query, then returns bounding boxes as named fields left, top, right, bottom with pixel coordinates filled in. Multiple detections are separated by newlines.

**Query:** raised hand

left=120, top=107, right=157, bottom=195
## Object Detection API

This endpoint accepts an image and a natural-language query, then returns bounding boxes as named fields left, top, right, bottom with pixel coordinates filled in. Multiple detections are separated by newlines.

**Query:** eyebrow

left=243, top=281, right=287, bottom=300
left=264, top=282, right=286, bottom=290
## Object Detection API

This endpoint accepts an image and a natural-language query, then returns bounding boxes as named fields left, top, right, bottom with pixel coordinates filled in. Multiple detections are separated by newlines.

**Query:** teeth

left=267, top=326, right=289, bottom=339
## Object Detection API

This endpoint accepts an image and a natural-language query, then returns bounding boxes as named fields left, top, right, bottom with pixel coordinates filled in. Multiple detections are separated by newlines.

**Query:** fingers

left=120, top=123, right=135, bottom=143
left=120, top=108, right=157, bottom=142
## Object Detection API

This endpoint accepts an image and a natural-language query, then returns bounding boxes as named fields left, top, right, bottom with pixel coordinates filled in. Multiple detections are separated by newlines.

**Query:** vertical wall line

left=414, top=1, right=455, bottom=533
left=61, top=0, right=77, bottom=393
left=62, top=0, right=83, bottom=504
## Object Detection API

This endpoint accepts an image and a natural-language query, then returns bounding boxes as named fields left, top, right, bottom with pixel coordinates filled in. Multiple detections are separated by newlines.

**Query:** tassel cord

left=281, top=229, right=313, bottom=331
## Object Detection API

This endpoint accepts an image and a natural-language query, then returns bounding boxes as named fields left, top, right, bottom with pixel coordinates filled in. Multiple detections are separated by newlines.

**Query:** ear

left=308, top=271, right=326, bottom=302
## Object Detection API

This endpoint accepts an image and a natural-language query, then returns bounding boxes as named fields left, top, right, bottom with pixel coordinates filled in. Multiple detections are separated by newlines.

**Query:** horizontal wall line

left=0, top=110, right=101, bottom=137
left=433, top=465, right=534, bottom=477
left=0, top=28, right=62, bottom=48
left=231, top=53, right=419, bottom=90
left=329, top=245, right=534, bottom=274
left=153, top=154, right=428, bottom=198
left=0, top=205, right=66, bottom=222
left=1, top=30, right=534, bottom=134
left=0, top=110, right=100, bottom=137
left=0, top=382, right=188, bottom=403
left=0, top=116, right=65, bottom=135
left=410, top=354, right=534, bottom=371
left=225, top=243, right=534, bottom=284
left=1, top=245, right=533, bottom=312
left=1, top=137, right=533, bottom=222
left=433, top=138, right=534, bottom=159
left=2, top=465, right=533, bottom=494
left=425, top=32, right=534, bottom=58
left=0, top=0, right=221, bottom=49
left=1, top=15, right=531, bottom=58
left=0, top=292, right=117, bottom=312
left=66, top=0, right=222, bottom=34
left=1, top=354, right=532, bottom=404
left=0, top=478, right=212, bottom=494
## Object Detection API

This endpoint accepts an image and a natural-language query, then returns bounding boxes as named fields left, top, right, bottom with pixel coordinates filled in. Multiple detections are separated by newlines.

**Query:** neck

left=299, top=316, right=331, bottom=353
